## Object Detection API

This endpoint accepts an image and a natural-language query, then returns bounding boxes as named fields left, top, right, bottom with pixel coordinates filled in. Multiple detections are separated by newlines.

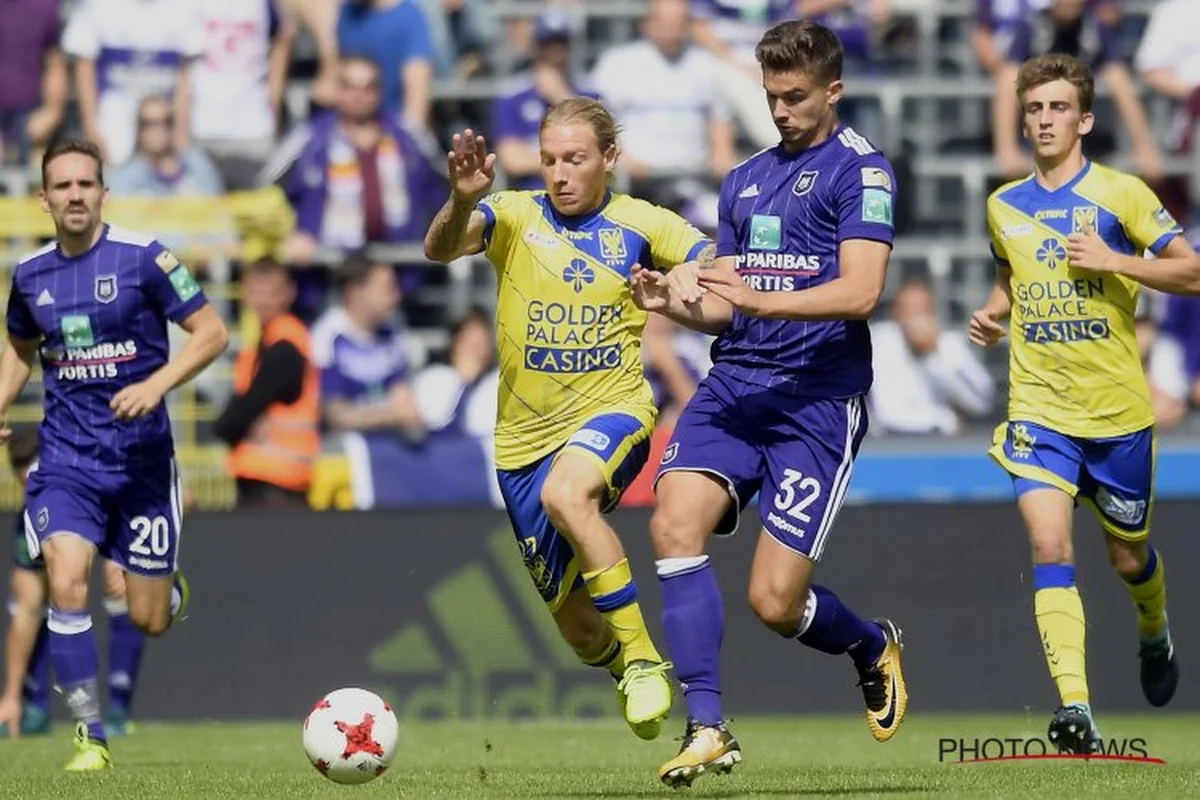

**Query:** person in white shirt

left=62, top=0, right=206, bottom=165
left=592, top=0, right=735, bottom=229
left=191, top=0, right=296, bottom=190
left=869, top=277, right=996, bottom=435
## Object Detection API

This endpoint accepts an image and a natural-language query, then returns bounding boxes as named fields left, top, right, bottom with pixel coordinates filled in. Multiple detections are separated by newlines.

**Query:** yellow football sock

left=580, top=629, right=624, bottom=679
left=1122, top=547, right=1168, bottom=640
left=1035, top=586, right=1090, bottom=706
left=584, top=558, right=662, bottom=665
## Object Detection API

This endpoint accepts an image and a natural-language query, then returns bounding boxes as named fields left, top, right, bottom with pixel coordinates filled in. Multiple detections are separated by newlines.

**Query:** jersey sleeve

left=476, top=190, right=522, bottom=260
left=715, top=174, right=738, bottom=258
left=985, top=195, right=1011, bottom=267
left=140, top=242, right=209, bottom=324
left=61, top=0, right=100, bottom=59
left=834, top=154, right=897, bottom=246
left=645, top=205, right=710, bottom=269
left=5, top=276, right=39, bottom=341
left=1118, top=177, right=1183, bottom=256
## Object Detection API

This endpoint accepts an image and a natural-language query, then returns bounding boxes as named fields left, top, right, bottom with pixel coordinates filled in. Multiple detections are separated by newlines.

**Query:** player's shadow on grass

left=539, top=787, right=927, bottom=798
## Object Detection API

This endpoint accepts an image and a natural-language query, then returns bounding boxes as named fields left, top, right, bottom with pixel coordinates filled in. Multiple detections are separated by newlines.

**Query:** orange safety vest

left=226, top=313, right=320, bottom=492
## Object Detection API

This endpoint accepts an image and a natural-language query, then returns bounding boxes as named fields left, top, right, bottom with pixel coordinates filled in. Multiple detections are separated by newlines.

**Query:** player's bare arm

left=111, top=304, right=229, bottom=421
left=0, top=337, right=39, bottom=442
left=1067, top=223, right=1200, bottom=294
left=969, top=265, right=1013, bottom=347
left=699, top=239, right=889, bottom=321
left=424, top=129, right=496, bottom=263
left=0, top=568, right=47, bottom=737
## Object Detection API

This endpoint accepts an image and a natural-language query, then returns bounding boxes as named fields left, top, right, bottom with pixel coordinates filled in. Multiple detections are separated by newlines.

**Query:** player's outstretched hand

left=666, top=261, right=706, bottom=305
left=1066, top=220, right=1117, bottom=273
left=110, top=381, right=166, bottom=421
left=968, top=308, right=1007, bottom=347
left=630, top=264, right=672, bottom=311
left=447, top=129, right=496, bottom=205
left=0, top=695, right=21, bottom=739
left=697, top=260, right=764, bottom=315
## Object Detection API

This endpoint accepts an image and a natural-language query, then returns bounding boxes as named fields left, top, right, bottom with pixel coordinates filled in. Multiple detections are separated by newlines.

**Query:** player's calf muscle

left=1105, top=536, right=1148, bottom=579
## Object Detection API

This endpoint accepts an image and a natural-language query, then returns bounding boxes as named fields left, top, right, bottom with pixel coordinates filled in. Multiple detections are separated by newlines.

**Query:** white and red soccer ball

left=303, top=687, right=400, bottom=784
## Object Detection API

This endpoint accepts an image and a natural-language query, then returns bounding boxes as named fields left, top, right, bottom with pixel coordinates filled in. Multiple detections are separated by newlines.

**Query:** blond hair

left=540, top=98, right=621, bottom=154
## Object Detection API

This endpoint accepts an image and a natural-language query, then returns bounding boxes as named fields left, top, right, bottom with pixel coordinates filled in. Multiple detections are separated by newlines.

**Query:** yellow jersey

left=477, top=190, right=709, bottom=469
left=987, top=161, right=1183, bottom=438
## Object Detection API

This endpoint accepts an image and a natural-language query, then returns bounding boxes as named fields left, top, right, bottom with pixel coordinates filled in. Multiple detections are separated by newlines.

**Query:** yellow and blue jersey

left=987, top=161, right=1183, bottom=439
left=477, top=189, right=709, bottom=470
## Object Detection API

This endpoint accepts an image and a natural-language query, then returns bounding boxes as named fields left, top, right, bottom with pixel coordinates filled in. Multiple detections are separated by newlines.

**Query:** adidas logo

left=36, top=289, right=54, bottom=306
left=367, top=527, right=626, bottom=721
left=738, top=184, right=760, bottom=199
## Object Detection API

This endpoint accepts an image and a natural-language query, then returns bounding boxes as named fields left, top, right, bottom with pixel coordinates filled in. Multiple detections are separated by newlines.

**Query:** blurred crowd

left=1, top=0, right=1200, bottom=507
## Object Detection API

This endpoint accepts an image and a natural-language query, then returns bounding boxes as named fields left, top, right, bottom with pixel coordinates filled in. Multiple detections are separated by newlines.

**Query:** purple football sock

left=658, top=556, right=725, bottom=726
left=107, top=609, right=145, bottom=716
left=797, top=585, right=886, bottom=670
left=48, top=609, right=106, bottom=744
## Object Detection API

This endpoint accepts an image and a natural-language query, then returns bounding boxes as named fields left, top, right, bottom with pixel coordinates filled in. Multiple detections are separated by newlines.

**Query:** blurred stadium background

left=4, top=0, right=1200, bottom=777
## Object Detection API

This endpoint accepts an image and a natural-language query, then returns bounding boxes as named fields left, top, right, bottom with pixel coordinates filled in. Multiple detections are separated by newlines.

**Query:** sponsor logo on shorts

left=1010, top=424, right=1036, bottom=459
left=767, top=511, right=806, bottom=539
left=567, top=428, right=612, bottom=453
left=129, top=556, right=170, bottom=571
left=1095, top=487, right=1147, bottom=527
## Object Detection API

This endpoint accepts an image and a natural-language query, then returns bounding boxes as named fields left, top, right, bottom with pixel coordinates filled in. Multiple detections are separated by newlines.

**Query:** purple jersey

left=6, top=225, right=208, bottom=471
left=711, top=126, right=897, bottom=397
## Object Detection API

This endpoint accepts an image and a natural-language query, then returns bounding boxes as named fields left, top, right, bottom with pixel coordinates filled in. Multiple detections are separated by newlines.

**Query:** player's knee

left=1106, top=538, right=1148, bottom=580
left=650, top=503, right=705, bottom=557
left=132, top=610, right=170, bottom=638
left=540, top=476, right=595, bottom=535
left=46, top=571, right=89, bottom=611
left=1029, top=533, right=1072, bottom=566
left=747, top=584, right=798, bottom=635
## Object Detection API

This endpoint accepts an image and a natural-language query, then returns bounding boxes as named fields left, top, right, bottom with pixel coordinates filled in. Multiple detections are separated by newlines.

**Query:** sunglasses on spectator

left=339, top=78, right=379, bottom=91
left=139, top=115, right=174, bottom=129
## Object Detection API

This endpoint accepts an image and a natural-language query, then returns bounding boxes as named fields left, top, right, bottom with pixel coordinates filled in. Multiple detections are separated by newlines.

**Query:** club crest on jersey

left=94, top=274, right=118, bottom=304
left=1072, top=206, right=1098, bottom=233
left=599, top=228, right=627, bottom=261
left=792, top=171, right=819, bottom=196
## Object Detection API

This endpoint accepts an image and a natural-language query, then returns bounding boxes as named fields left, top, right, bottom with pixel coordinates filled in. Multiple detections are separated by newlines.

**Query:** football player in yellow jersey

left=424, top=98, right=713, bottom=743
left=971, top=53, right=1200, bottom=754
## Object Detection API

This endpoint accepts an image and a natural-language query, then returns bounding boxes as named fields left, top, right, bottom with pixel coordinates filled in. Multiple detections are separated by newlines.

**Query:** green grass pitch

left=3, top=714, right=1199, bottom=798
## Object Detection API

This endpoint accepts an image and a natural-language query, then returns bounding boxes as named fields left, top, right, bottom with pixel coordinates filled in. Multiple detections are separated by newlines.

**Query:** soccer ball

left=303, top=687, right=400, bottom=784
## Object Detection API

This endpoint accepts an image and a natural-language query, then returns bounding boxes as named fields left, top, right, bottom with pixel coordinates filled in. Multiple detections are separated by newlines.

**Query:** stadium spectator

left=992, top=0, right=1162, bottom=181
left=971, top=0, right=1052, bottom=76
left=311, top=256, right=424, bottom=439
left=258, top=55, right=445, bottom=266
left=276, top=0, right=342, bottom=112
left=1135, top=0, right=1200, bottom=228
left=869, top=277, right=995, bottom=434
left=1136, top=293, right=1189, bottom=431
left=108, top=97, right=225, bottom=198
left=191, top=0, right=296, bottom=191
left=591, top=0, right=733, bottom=229
left=216, top=258, right=320, bottom=509
left=62, top=0, right=206, bottom=166
left=337, top=0, right=435, bottom=130
left=0, top=0, right=66, bottom=169
left=689, top=0, right=790, bottom=149
left=492, top=10, right=598, bottom=191
left=412, top=306, right=496, bottom=437
left=415, top=0, right=496, bottom=79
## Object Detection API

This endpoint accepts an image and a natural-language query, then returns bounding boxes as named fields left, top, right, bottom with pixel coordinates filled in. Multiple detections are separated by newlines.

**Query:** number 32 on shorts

left=773, top=468, right=822, bottom=525
left=129, top=515, right=171, bottom=557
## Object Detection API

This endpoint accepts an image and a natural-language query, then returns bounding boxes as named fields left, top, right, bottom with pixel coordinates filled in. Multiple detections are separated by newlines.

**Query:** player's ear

left=1078, top=111, right=1095, bottom=136
left=603, top=144, right=618, bottom=173
left=38, top=190, right=49, bottom=215
left=826, top=79, right=844, bottom=107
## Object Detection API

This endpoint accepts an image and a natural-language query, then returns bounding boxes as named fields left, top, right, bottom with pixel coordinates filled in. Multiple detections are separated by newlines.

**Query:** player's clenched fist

left=110, top=381, right=166, bottom=421
left=447, top=128, right=496, bottom=205
left=968, top=308, right=1007, bottom=347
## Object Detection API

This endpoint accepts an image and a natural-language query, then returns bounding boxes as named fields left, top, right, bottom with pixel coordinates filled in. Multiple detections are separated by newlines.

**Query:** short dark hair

left=245, top=256, right=290, bottom=281
left=333, top=254, right=388, bottom=293
left=450, top=305, right=492, bottom=340
left=7, top=428, right=38, bottom=473
left=41, top=139, right=105, bottom=188
left=755, top=20, right=843, bottom=84
left=1016, top=53, right=1095, bottom=113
